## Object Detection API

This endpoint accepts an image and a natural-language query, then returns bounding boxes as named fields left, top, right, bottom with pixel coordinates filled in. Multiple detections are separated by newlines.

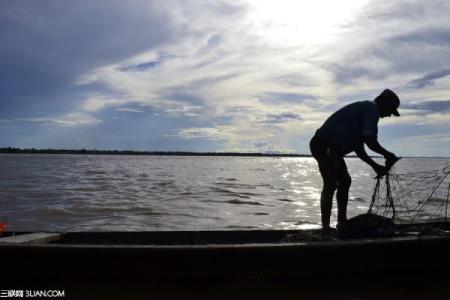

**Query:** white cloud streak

left=0, top=112, right=101, bottom=127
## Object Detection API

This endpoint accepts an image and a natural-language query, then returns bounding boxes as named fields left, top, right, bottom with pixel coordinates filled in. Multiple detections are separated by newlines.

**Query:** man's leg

left=336, top=158, right=351, bottom=226
left=310, top=136, right=338, bottom=229
left=318, top=159, right=338, bottom=229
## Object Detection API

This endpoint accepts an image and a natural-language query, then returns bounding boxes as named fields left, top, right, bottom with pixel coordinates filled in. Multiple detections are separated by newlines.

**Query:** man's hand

left=384, top=152, right=400, bottom=170
left=384, top=151, right=397, bottom=162
left=373, top=163, right=388, bottom=178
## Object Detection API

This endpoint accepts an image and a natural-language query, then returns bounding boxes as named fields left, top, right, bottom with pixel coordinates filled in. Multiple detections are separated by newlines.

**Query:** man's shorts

left=309, top=134, right=349, bottom=181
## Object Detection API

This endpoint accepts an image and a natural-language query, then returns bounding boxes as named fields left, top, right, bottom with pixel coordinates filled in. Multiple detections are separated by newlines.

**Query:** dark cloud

left=118, top=53, right=178, bottom=72
left=406, top=69, right=450, bottom=89
left=206, top=34, right=222, bottom=48
left=0, top=0, right=175, bottom=114
left=224, top=106, right=253, bottom=114
left=119, top=60, right=161, bottom=72
left=254, top=141, right=268, bottom=149
left=393, top=29, right=450, bottom=46
left=328, top=2, right=450, bottom=85
left=259, top=112, right=302, bottom=123
left=353, top=1, right=448, bottom=27
left=329, top=31, right=450, bottom=85
left=162, top=91, right=205, bottom=106
left=403, top=100, right=450, bottom=113
left=197, top=34, right=222, bottom=53
left=0, top=0, right=249, bottom=151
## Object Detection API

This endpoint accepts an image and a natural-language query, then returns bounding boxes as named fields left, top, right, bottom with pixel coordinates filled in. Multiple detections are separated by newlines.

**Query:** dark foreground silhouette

left=310, top=89, right=401, bottom=231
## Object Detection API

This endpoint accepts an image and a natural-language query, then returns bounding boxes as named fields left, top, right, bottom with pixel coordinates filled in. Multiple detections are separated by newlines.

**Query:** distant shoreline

left=0, top=147, right=448, bottom=159
left=0, top=147, right=310, bottom=157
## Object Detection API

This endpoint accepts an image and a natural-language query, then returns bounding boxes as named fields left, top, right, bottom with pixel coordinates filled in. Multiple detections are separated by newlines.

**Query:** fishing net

left=286, top=163, right=450, bottom=241
left=369, top=164, right=450, bottom=223
left=338, top=162, right=450, bottom=239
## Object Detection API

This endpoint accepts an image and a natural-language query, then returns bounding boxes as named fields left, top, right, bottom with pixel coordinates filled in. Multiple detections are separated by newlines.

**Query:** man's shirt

left=315, top=101, right=380, bottom=156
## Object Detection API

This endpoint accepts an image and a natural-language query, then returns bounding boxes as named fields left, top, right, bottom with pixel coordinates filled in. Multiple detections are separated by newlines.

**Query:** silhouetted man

left=310, top=89, right=400, bottom=232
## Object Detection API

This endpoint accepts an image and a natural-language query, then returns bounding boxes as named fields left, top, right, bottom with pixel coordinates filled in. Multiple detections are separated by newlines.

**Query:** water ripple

left=1, top=154, right=448, bottom=231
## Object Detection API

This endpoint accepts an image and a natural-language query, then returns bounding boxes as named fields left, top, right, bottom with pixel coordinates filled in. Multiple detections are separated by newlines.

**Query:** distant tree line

left=0, top=147, right=310, bottom=157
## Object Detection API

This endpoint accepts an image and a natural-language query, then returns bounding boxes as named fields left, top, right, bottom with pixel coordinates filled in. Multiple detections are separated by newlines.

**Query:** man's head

left=374, top=89, right=400, bottom=118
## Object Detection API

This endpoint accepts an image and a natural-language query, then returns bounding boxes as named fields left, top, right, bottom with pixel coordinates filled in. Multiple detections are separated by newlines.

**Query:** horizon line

left=1, top=147, right=449, bottom=159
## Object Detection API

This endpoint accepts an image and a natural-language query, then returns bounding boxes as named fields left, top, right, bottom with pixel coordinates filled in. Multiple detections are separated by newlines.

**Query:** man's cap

left=380, top=89, right=400, bottom=116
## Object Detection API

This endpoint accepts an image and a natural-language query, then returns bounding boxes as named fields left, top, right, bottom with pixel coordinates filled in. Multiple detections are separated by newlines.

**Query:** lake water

left=0, top=154, right=449, bottom=231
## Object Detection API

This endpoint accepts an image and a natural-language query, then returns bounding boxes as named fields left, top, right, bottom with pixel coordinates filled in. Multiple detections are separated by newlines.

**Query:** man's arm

left=354, top=142, right=387, bottom=176
left=361, top=104, right=397, bottom=161
left=363, top=135, right=397, bottom=161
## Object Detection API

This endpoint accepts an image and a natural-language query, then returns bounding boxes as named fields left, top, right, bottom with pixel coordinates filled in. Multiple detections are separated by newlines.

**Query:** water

left=0, top=154, right=449, bottom=231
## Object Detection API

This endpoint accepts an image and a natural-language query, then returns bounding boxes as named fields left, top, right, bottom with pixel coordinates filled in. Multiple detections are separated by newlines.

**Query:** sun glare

left=247, top=0, right=369, bottom=47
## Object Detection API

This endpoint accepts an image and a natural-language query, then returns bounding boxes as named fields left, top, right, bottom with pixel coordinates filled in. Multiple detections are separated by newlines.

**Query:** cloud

left=411, top=132, right=450, bottom=142
left=317, top=1, right=450, bottom=88
left=253, top=140, right=268, bottom=149
left=119, top=60, right=161, bottom=72
left=404, top=100, right=450, bottom=112
left=259, top=112, right=303, bottom=123
left=2, top=0, right=450, bottom=155
left=0, top=0, right=175, bottom=115
left=177, top=127, right=231, bottom=141
left=67, top=1, right=329, bottom=151
left=259, top=92, right=318, bottom=106
left=406, top=70, right=450, bottom=89
left=0, top=112, right=100, bottom=126
left=116, top=108, right=145, bottom=113
left=80, top=96, right=134, bottom=113
left=392, top=29, right=450, bottom=47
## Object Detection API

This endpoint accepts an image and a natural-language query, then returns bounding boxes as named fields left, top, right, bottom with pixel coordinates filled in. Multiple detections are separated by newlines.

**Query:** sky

left=1, top=0, right=450, bottom=157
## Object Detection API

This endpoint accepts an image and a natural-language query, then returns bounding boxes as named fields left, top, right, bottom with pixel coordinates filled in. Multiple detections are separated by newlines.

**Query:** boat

left=1, top=222, right=450, bottom=298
